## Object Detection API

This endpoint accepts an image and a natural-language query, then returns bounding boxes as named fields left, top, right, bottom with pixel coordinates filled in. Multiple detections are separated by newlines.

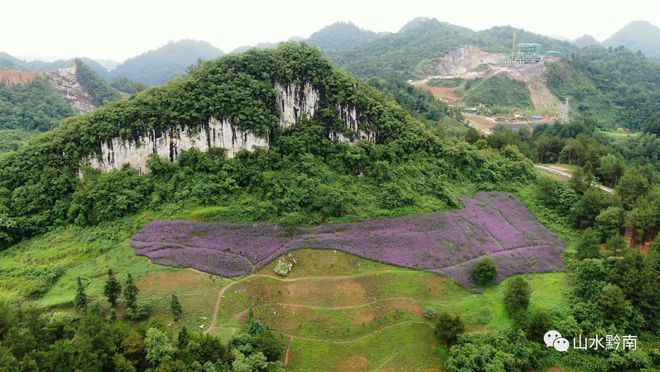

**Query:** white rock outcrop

left=86, top=117, right=268, bottom=173
left=334, top=105, right=376, bottom=143
left=85, top=80, right=376, bottom=173
left=275, top=81, right=320, bottom=128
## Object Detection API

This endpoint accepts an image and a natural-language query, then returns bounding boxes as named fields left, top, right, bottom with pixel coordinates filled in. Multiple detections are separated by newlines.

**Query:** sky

left=3, top=0, right=659, bottom=62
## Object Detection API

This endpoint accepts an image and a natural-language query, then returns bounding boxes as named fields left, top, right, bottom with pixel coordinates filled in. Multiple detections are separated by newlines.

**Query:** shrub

left=434, top=312, right=464, bottom=347
left=470, top=258, right=498, bottom=286
left=504, top=277, right=531, bottom=314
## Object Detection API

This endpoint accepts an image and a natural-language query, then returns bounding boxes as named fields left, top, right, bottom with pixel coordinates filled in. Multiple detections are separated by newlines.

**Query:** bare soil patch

left=0, top=70, right=38, bottom=86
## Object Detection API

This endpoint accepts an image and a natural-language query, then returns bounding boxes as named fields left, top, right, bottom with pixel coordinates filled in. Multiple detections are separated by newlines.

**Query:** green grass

left=460, top=76, right=533, bottom=110
left=287, top=321, right=442, bottom=371
left=428, top=77, right=464, bottom=87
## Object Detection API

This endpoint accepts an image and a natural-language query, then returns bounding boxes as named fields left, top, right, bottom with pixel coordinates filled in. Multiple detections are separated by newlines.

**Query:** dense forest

left=0, top=76, right=74, bottom=131
left=546, top=46, right=660, bottom=130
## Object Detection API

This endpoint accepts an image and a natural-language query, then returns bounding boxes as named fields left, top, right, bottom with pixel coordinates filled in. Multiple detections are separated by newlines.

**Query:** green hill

left=110, top=39, right=225, bottom=86
left=461, top=76, right=533, bottom=110
left=603, top=20, right=660, bottom=60
left=546, top=46, right=660, bottom=129
left=0, top=42, right=533, bottom=249
left=573, top=34, right=600, bottom=48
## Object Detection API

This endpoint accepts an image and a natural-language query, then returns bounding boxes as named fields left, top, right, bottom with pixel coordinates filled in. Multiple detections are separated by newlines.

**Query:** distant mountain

left=0, top=53, right=70, bottom=71
left=603, top=21, right=660, bottom=59
left=573, top=34, right=600, bottom=48
left=307, top=22, right=382, bottom=51
left=327, top=18, right=485, bottom=78
left=110, top=39, right=224, bottom=86
left=326, top=18, right=577, bottom=79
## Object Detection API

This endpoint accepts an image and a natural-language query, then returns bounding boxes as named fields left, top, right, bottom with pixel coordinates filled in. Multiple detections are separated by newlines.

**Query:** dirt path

left=284, top=337, right=293, bottom=366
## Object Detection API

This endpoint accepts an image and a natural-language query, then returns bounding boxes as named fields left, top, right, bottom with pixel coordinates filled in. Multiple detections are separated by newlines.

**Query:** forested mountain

left=109, top=39, right=225, bottom=86
left=327, top=18, right=486, bottom=78
left=546, top=46, right=660, bottom=129
left=603, top=20, right=660, bottom=59
left=0, top=42, right=533, bottom=249
left=572, top=34, right=600, bottom=48
left=307, top=22, right=382, bottom=51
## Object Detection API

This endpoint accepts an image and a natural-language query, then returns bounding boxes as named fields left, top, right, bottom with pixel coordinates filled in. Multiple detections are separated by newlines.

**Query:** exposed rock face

left=428, top=45, right=499, bottom=77
left=44, top=64, right=96, bottom=113
left=333, top=105, right=375, bottom=143
left=275, top=81, right=320, bottom=127
left=86, top=80, right=374, bottom=173
left=87, top=117, right=268, bottom=173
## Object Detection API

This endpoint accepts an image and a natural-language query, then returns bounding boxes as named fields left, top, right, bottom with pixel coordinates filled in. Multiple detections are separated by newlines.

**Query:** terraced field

left=201, top=249, right=568, bottom=371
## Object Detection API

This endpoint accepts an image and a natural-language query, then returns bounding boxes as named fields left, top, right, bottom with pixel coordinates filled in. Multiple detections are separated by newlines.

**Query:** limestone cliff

left=85, top=80, right=374, bottom=173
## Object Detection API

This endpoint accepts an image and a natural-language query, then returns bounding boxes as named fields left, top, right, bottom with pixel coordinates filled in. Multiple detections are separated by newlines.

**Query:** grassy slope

left=0, top=185, right=573, bottom=370
left=210, top=249, right=567, bottom=371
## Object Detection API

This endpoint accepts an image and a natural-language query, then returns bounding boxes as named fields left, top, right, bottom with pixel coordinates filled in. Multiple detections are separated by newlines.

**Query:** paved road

left=533, top=164, right=614, bottom=194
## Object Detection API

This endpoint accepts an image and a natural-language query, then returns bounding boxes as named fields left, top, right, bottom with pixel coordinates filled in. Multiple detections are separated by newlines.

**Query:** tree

left=526, top=310, right=552, bottom=343
left=597, top=154, right=624, bottom=187
left=569, top=167, right=592, bottom=195
left=434, top=312, right=465, bottom=347
left=571, top=188, right=614, bottom=228
left=598, top=284, right=635, bottom=327
left=74, top=277, right=88, bottom=312
left=594, top=206, right=624, bottom=241
left=606, top=234, right=627, bottom=256
left=470, top=258, right=498, bottom=286
left=177, top=326, right=189, bottom=349
left=170, top=294, right=182, bottom=321
left=103, top=269, right=121, bottom=309
left=575, top=228, right=601, bottom=260
left=616, top=168, right=649, bottom=209
left=123, top=273, right=138, bottom=311
left=145, top=328, right=174, bottom=367
left=247, top=308, right=266, bottom=336
left=504, top=277, right=531, bottom=315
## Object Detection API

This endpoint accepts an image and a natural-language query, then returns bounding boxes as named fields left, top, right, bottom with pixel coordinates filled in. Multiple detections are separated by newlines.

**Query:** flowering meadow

left=131, top=192, right=565, bottom=287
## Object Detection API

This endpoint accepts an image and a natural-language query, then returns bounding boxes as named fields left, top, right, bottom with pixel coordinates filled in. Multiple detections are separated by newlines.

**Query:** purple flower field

left=131, top=192, right=565, bottom=287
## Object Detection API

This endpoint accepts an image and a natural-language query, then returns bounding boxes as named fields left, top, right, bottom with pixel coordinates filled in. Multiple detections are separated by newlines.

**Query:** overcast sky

left=4, top=0, right=659, bottom=62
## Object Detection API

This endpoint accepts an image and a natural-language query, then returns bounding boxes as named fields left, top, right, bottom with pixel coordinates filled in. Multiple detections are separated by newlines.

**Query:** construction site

left=413, top=33, right=568, bottom=134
